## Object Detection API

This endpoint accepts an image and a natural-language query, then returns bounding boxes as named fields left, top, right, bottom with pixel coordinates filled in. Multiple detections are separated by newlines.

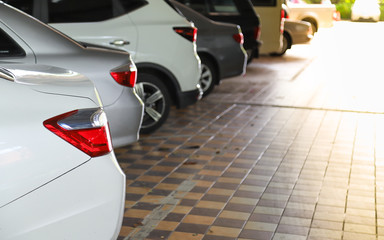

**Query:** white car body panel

left=284, top=19, right=313, bottom=45
left=286, top=1, right=336, bottom=28
left=0, top=3, right=144, bottom=148
left=50, top=0, right=201, bottom=93
left=0, top=65, right=125, bottom=239
left=351, top=0, right=381, bottom=22
left=254, top=0, right=284, bottom=55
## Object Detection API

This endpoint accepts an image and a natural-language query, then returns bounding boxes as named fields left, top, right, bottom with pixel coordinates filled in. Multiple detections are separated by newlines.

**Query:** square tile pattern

left=116, top=97, right=384, bottom=240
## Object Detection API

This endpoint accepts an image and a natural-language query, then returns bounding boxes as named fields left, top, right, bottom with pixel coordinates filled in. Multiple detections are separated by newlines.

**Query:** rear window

left=210, top=0, right=239, bottom=13
left=120, top=0, right=148, bottom=13
left=48, top=0, right=114, bottom=23
left=47, top=0, right=148, bottom=23
left=0, top=29, right=25, bottom=58
left=2, top=0, right=33, bottom=15
left=177, top=0, right=240, bottom=15
left=251, top=0, right=277, bottom=7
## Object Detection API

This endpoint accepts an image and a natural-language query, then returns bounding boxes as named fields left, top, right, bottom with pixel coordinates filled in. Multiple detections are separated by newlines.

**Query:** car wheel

left=134, top=73, right=170, bottom=134
left=199, top=56, right=217, bottom=97
left=246, top=49, right=253, bottom=64
left=303, top=18, right=317, bottom=33
left=271, top=32, right=290, bottom=56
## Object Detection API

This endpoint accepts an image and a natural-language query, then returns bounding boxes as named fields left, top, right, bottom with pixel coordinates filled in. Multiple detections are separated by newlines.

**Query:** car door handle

left=109, top=40, right=130, bottom=46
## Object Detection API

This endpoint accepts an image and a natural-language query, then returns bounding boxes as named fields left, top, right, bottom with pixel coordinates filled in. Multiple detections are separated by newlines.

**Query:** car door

left=0, top=23, right=36, bottom=63
left=41, top=0, right=140, bottom=60
left=252, top=0, right=284, bottom=54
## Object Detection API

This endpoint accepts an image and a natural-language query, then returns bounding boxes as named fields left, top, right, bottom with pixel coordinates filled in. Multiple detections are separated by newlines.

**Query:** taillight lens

left=280, top=9, right=285, bottom=33
left=254, top=26, right=261, bottom=41
left=173, top=27, right=197, bottom=42
left=281, top=9, right=286, bottom=19
left=110, top=63, right=137, bottom=88
left=43, top=108, right=112, bottom=157
left=233, top=33, right=244, bottom=45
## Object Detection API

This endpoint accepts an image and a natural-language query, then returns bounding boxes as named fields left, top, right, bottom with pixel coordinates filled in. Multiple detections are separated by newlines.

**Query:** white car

left=0, top=65, right=125, bottom=240
left=5, top=0, right=203, bottom=133
left=0, top=2, right=143, bottom=148
left=273, top=6, right=313, bottom=56
left=352, top=0, right=381, bottom=22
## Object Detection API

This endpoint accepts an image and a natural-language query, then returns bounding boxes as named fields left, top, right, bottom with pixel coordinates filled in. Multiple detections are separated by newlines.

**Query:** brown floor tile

left=164, top=213, right=186, bottom=222
left=201, top=194, right=231, bottom=203
left=218, top=210, right=250, bottom=221
left=196, top=200, right=226, bottom=210
left=224, top=203, right=255, bottom=212
left=122, top=217, right=144, bottom=228
left=234, top=190, right=263, bottom=199
left=238, top=229, right=274, bottom=240
left=182, top=215, right=216, bottom=225
left=180, top=198, right=199, bottom=206
left=146, top=230, right=172, bottom=240
left=168, top=232, right=204, bottom=240
left=213, top=218, right=246, bottom=228
left=203, top=235, right=237, bottom=240
left=189, top=207, right=221, bottom=217
left=176, top=223, right=210, bottom=234
left=248, top=213, right=281, bottom=224
left=276, top=224, right=309, bottom=236
left=207, top=226, right=241, bottom=238
left=155, top=221, right=179, bottom=231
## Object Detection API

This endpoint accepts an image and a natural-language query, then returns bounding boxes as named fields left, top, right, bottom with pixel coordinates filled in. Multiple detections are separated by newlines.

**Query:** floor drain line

left=228, top=102, right=384, bottom=115
left=123, top=179, right=196, bottom=240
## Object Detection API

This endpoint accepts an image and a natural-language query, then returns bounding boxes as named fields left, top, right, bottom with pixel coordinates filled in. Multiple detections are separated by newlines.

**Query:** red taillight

left=280, top=9, right=285, bottom=34
left=233, top=33, right=244, bottom=45
left=173, top=27, right=197, bottom=42
left=110, top=63, right=137, bottom=88
left=281, top=9, right=285, bottom=19
left=43, top=108, right=112, bottom=157
left=254, top=26, right=261, bottom=41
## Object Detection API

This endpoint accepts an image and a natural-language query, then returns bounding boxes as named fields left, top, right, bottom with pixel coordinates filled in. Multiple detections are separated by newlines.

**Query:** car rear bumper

left=177, top=85, right=203, bottom=108
left=244, top=39, right=262, bottom=59
left=219, top=46, right=247, bottom=80
left=0, top=152, right=125, bottom=240
left=105, top=87, right=144, bottom=148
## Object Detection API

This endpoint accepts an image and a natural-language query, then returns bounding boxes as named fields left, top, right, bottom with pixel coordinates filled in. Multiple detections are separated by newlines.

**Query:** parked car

left=273, top=4, right=313, bottom=56
left=0, top=2, right=143, bottom=148
left=0, top=64, right=125, bottom=240
left=284, top=0, right=336, bottom=32
left=169, top=0, right=247, bottom=96
left=251, top=0, right=285, bottom=55
left=273, top=19, right=313, bottom=56
left=174, top=0, right=261, bottom=63
left=3, top=0, right=203, bottom=134
left=351, top=0, right=381, bottom=22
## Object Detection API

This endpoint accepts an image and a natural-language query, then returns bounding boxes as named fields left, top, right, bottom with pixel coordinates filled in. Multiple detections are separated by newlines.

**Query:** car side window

left=2, top=0, right=33, bottom=15
left=210, top=0, right=239, bottom=14
left=48, top=0, right=114, bottom=23
left=251, top=0, right=277, bottom=7
left=118, top=0, right=148, bottom=13
left=176, top=0, right=208, bottom=14
left=0, top=28, right=26, bottom=58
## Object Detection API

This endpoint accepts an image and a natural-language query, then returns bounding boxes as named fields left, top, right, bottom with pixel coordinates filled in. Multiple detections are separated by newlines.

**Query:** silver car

left=170, top=0, right=247, bottom=96
left=0, top=65, right=125, bottom=239
left=0, top=2, right=143, bottom=148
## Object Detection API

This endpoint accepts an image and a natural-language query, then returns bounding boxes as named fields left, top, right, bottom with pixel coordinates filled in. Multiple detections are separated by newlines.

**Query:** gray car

left=0, top=2, right=144, bottom=148
left=169, top=0, right=247, bottom=96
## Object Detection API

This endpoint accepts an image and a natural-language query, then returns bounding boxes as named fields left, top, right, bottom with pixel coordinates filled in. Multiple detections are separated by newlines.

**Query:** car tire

left=134, top=73, right=171, bottom=134
left=271, top=32, right=290, bottom=56
left=303, top=18, right=317, bottom=33
left=199, top=56, right=218, bottom=97
left=246, top=49, right=254, bottom=65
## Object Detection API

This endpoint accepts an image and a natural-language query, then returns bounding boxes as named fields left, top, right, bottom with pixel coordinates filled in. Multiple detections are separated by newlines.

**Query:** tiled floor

left=116, top=102, right=384, bottom=239
left=116, top=22, right=384, bottom=240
